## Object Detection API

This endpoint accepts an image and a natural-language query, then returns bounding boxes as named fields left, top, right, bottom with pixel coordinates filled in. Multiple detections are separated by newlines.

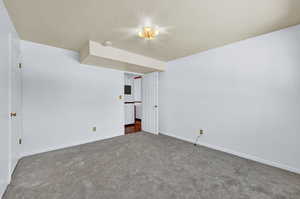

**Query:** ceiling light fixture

left=102, top=41, right=112, bottom=46
left=138, top=26, right=159, bottom=40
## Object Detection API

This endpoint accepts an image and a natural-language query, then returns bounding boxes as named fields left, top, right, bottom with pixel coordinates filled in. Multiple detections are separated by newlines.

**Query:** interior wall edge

left=159, top=131, right=300, bottom=175
left=167, top=24, right=300, bottom=63
left=0, top=181, right=8, bottom=199
left=0, top=0, right=21, bottom=198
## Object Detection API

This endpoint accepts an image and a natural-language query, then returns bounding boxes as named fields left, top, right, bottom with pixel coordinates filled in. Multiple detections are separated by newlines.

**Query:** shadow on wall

left=270, top=0, right=300, bottom=66
left=267, top=1, right=300, bottom=32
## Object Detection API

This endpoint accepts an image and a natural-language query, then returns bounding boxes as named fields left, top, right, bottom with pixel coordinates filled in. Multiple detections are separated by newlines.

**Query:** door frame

left=8, top=33, right=22, bottom=178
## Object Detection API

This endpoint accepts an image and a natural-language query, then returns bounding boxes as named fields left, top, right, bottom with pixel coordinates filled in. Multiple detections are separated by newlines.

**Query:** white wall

left=135, top=103, right=142, bottom=120
left=159, top=24, right=300, bottom=173
left=0, top=0, right=19, bottom=197
left=124, top=104, right=135, bottom=125
left=134, top=78, right=142, bottom=102
left=21, top=40, right=124, bottom=157
left=124, top=73, right=135, bottom=102
left=134, top=78, right=142, bottom=119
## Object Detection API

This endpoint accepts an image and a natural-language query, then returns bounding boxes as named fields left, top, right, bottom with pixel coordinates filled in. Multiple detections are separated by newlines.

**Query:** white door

left=142, top=72, right=159, bottom=134
left=9, top=34, right=22, bottom=176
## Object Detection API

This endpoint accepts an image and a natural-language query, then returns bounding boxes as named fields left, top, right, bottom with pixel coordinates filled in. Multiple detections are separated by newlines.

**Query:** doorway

left=124, top=73, right=142, bottom=134
left=124, top=72, right=159, bottom=135
left=8, top=33, right=22, bottom=176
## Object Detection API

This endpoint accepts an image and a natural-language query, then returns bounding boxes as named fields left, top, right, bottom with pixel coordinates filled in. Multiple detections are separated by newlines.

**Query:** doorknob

left=10, top=112, right=17, bottom=117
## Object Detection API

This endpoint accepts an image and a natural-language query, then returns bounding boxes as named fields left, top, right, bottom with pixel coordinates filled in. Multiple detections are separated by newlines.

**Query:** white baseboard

left=3, top=133, right=124, bottom=197
left=0, top=181, right=8, bottom=199
left=0, top=158, right=19, bottom=199
left=21, top=132, right=123, bottom=158
left=160, top=131, right=300, bottom=174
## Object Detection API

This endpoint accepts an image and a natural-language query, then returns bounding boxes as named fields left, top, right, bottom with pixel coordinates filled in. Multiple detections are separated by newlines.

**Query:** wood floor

left=125, top=119, right=141, bottom=134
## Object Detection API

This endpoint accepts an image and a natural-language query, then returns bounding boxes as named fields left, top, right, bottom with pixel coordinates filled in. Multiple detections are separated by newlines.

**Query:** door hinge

left=18, top=138, right=22, bottom=145
left=18, top=63, right=22, bottom=69
left=10, top=112, right=17, bottom=117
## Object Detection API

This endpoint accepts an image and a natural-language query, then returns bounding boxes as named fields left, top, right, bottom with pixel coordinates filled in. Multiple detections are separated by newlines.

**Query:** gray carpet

left=3, top=132, right=300, bottom=199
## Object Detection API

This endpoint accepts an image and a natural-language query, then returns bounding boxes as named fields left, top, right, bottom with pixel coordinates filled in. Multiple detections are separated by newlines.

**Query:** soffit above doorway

left=80, top=41, right=165, bottom=74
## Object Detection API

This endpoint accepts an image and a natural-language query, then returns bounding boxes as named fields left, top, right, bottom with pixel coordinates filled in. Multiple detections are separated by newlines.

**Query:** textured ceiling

left=4, top=0, right=300, bottom=61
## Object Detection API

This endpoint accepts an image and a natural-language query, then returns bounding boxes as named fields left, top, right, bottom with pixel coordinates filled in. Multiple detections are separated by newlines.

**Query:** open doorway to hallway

left=124, top=73, right=142, bottom=134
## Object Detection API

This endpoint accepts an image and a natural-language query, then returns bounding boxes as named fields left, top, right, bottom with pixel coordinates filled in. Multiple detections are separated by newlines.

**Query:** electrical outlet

left=199, top=129, right=204, bottom=135
left=92, top=126, right=97, bottom=132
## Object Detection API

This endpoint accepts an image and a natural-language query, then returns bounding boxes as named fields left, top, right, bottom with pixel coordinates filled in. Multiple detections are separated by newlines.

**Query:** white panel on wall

left=159, top=24, right=300, bottom=173
left=124, top=104, right=135, bottom=125
left=124, top=73, right=134, bottom=102
left=21, top=40, right=124, bottom=157
left=134, top=78, right=142, bottom=101
left=135, top=103, right=142, bottom=120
